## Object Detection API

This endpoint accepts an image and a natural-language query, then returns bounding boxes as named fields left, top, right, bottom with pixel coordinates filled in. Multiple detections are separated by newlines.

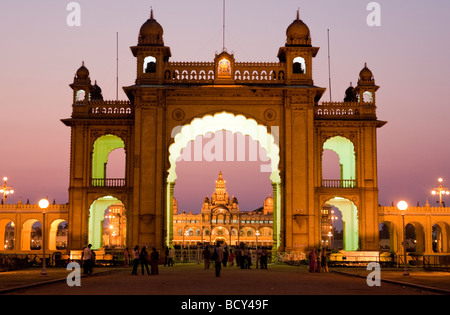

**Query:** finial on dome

left=150, top=6, right=154, bottom=19
left=297, top=8, right=300, bottom=21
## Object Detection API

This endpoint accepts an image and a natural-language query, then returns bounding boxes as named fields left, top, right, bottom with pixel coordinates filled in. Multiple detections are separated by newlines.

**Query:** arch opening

left=49, top=220, right=68, bottom=251
left=432, top=222, right=450, bottom=253
left=166, top=112, right=281, bottom=249
left=92, top=134, right=125, bottom=186
left=322, top=136, right=356, bottom=188
left=0, top=220, right=15, bottom=251
left=144, top=56, right=157, bottom=73
left=293, top=56, right=306, bottom=74
left=88, top=196, right=127, bottom=250
left=324, top=197, right=358, bottom=251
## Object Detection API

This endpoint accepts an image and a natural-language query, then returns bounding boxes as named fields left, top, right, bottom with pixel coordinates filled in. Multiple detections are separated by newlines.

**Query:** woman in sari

left=308, top=248, right=317, bottom=273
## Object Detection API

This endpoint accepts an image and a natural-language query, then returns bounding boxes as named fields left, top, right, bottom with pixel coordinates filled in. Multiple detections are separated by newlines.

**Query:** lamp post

left=397, top=200, right=409, bottom=276
left=39, top=198, right=50, bottom=276
left=330, top=211, right=338, bottom=249
left=255, top=230, right=260, bottom=269
left=0, top=177, right=14, bottom=204
left=431, top=178, right=449, bottom=207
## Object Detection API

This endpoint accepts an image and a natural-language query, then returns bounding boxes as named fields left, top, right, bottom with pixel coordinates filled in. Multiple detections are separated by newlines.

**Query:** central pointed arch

left=166, top=112, right=281, bottom=249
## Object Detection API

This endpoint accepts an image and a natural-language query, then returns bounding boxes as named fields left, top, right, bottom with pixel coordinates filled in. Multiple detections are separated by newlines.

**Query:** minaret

left=211, top=171, right=229, bottom=205
left=129, top=7, right=171, bottom=85
left=277, top=9, right=319, bottom=85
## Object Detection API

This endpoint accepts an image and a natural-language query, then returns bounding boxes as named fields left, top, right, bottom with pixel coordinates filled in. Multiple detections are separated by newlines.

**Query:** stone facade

left=59, top=8, right=386, bottom=254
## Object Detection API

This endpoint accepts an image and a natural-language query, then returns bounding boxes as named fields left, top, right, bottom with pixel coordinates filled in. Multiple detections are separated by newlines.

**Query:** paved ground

left=1, top=263, right=449, bottom=298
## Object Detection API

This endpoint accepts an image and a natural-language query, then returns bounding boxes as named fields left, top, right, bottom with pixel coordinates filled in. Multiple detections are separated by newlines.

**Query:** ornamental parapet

left=0, top=203, right=69, bottom=213
left=315, top=101, right=376, bottom=120
left=72, top=100, right=133, bottom=119
left=162, top=61, right=287, bottom=85
left=378, top=205, right=450, bottom=215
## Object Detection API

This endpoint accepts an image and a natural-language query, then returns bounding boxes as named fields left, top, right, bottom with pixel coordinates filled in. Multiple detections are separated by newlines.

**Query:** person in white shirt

left=167, top=247, right=174, bottom=267
left=131, top=245, right=140, bottom=275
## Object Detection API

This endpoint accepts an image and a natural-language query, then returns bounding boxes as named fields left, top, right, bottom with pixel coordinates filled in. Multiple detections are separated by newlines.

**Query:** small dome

left=76, top=62, right=89, bottom=80
left=138, top=9, right=164, bottom=46
left=344, top=83, right=358, bottom=102
left=359, top=63, right=373, bottom=81
left=264, top=194, right=273, bottom=206
left=90, top=80, right=103, bottom=101
left=286, top=10, right=311, bottom=46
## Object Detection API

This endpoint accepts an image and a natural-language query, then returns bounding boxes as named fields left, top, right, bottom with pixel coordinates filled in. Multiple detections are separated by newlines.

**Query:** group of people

left=130, top=245, right=160, bottom=276
left=202, top=244, right=270, bottom=276
left=308, top=248, right=329, bottom=273
left=83, top=244, right=329, bottom=277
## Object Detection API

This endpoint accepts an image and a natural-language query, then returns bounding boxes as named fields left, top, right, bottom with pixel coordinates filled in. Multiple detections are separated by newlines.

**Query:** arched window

left=293, top=57, right=306, bottom=74
left=362, top=91, right=373, bottom=103
left=0, top=220, right=15, bottom=250
left=76, top=89, right=86, bottom=102
left=144, top=56, right=157, bottom=73
left=322, top=136, right=356, bottom=186
left=92, top=135, right=126, bottom=186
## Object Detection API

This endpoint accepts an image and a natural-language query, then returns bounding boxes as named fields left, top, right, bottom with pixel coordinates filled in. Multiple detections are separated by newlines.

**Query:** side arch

left=91, top=134, right=125, bottom=182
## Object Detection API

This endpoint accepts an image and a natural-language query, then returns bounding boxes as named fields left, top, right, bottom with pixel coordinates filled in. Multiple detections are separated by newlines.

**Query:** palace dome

left=264, top=194, right=273, bottom=206
left=359, top=63, right=373, bottom=81
left=76, top=62, right=89, bottom=80
left=286, top=10, right=311, bottom=46
left=138, top=9, right=164, bottom=46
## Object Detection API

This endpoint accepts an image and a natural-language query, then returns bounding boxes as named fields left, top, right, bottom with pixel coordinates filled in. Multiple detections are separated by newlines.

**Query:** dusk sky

left=1, top=0, right=450, bottom=213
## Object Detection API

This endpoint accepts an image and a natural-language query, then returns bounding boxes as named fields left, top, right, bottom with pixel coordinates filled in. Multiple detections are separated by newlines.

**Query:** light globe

left=397, top=200, right=408, bottom=211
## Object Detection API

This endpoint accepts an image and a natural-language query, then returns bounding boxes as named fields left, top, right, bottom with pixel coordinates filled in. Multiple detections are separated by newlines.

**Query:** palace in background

left=172, top=171, right=274, bottom=247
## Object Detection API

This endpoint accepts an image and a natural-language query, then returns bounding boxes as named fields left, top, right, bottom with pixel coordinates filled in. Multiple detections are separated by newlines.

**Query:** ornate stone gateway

left=61, top=9, right=386, bottom=253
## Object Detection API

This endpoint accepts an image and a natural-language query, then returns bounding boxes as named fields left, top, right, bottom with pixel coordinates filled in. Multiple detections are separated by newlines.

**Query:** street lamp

left=0, top=177, right=14, bottom=204
left=431, top=178, right=449, bottom=207
left=39, top=198, right=50, bottom=276
left=397, top=200, right=409, bottom=276
left=330, top=211, right=338, bottom=249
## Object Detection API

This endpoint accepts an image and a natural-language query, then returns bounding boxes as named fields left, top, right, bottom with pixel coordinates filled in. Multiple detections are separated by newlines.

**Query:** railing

left=423, top=255, right=450, bottom=271
left=315, top=101, right=376, bottom=120
left=322, top=179, right=356, bottom=188
left=234, top=62, right=286, bottom=84
left=0, top=254, right=52, bottom=271
left=161, top=61, right=287, bottom=85
left=163, top=62, right=215, bottom=84
left=91, top=178, right=126, bottom=187
left=72, top=100, right=133, bottom=119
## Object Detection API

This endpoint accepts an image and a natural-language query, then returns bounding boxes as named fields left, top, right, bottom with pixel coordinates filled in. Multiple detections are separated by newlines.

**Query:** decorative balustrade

left=72, top=100, right=133, bottom=118
left=315, top=102, right=376, bottom=120
left=322, top=179, right=356, bottom=188
left=234, top=62, right=286, bottom=84
left=164, top=62, right=215, bottom=84
left=91, top=178, right=127, bottom=187
left=162, top=61, right=287, bottom=84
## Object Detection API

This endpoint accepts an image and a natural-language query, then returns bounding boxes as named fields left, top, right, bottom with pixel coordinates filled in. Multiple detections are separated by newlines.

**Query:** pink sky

left=1, top=0, right=450, bottom=212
